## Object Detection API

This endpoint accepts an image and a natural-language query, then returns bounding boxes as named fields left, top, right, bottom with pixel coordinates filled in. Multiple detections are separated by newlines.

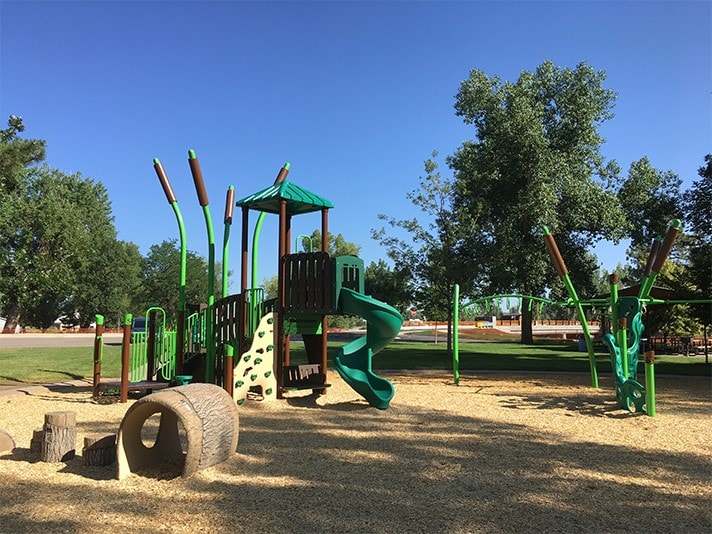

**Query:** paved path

left=0, top=378, right=95, bottom=395
left=0, top=333, right=123, bottom=349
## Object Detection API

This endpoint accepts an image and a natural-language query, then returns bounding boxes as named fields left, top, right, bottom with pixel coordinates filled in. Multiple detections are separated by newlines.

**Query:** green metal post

left=644, top=350, right=656, bottom=417
left=453, top=283, right=460, bottom=386
left=223, top=186, right=235, bottom=298
left=188, top=150, right=216, bottom=383
left=608, top=274, right=619, bottom=340
left=618, top=317, right=629, bottom=379
left=92, top=314, right=104, bottom=397
left=153, top=158, right=187, bottom=375
left=543, top=226, right=598, bottom=388
left=251, top=163, right=290, bottom=289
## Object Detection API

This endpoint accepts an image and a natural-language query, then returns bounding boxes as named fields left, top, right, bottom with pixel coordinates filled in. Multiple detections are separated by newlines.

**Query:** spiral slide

left=334, top=288, right=404, bottom=409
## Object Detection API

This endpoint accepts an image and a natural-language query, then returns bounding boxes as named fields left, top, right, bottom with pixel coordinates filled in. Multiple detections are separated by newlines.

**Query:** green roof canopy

left=235, top=180, right=334, bottom=215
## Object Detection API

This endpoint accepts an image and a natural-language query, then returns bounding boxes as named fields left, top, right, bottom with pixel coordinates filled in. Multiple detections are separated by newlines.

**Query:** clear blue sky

left=1, top=1, right=710, bottom=289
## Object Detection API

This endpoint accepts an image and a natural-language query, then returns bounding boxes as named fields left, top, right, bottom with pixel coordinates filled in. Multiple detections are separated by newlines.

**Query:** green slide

left=334, top=288, right=404, bottom=409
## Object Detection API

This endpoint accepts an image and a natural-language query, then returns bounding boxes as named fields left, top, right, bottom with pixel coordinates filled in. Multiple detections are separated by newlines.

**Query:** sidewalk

left=0, top=378, right=94, bottom=397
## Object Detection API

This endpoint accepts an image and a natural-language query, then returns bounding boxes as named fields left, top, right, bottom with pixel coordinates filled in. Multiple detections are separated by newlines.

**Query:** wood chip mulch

left=0, top=371, right=710, bottom=533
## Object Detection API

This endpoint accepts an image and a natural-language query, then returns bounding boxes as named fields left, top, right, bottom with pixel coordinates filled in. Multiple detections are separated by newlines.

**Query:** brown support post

left=241, top=207, right=250, bottom=353
left=284, top=213, right=291, bottom=366
left=319, top=207, right=330, bottom=394
left=241, top=207, right=249, bottom=293
left=277, top=199, right=288, bottom=398
left=92, top=315, right=104, bottom=397
left=120, top=314, right=132, bottom=403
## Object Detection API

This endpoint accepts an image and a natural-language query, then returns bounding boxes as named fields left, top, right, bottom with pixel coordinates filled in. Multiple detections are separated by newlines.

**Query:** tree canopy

left=0, top=117, right=132, bottom=328
left=140, top=239, right=220, bottom=320
left=300, top=230, right=361, bottom=256
left=449, top=61, right=626, bottom=342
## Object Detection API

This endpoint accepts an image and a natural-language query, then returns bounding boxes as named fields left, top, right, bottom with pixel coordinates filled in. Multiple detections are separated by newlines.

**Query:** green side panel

left=333, top=255, right=364, bottom=308
left=284, top=315, right=323, bottom=335
left=333, top=288, right=403, bottom=409
left=159, top=331, right=177, bottom=381
left=129, top=332, right=147, bottom=382
left=617, top=297, right=643, bottom=379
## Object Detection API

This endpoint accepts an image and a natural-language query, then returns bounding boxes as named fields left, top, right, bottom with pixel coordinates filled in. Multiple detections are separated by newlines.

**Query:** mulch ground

left=0, top=371, right=710, bottom=533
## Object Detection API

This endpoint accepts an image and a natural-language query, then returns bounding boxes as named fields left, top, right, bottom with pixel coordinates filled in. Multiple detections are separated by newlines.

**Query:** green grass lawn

left=0, top=345, right=123, bottom=385
left=0, top=338, right=709, bottom=385
left=288, top=338, right=710, bottom=377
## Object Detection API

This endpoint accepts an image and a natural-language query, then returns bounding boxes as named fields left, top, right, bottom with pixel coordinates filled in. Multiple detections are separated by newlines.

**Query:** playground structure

left=93, top=151, right=403, bottom=410
left=453, top=219, right=711, bottom=417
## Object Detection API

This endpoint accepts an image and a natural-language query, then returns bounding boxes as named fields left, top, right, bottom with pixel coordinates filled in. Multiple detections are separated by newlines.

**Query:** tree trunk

left=2, top=303, right=21, bottom=333
left=520, top=298, right=533, bottom=344
left=41, top=411, right=76, bottom=462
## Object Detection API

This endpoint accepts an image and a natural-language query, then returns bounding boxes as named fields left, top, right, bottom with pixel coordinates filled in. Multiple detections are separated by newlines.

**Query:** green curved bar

left=171, top=201, right=187, bottom=313
left=251, top=211, right=266, bottom=289
left=202, top=204, right=216, bottom=382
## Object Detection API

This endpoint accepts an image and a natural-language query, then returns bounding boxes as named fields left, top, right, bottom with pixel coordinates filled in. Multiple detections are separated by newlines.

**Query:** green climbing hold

left=237, top=398, right=245, bottom=405
left=267, top=317, right=274, bottom=324
left=236, top=380, right=244, bottom=387
left=264, top=371, right=272, bottom=378
left=267, top=344, right=274, bottom=351
left=255, top=358, right=263, bottom=364
left=250, top=374, right=258, bottom=381
left=243, top=354, right=251, bottom=362
left=265, top=388, right=273, bottom=395
left=258, top=331, right=265, bottom=338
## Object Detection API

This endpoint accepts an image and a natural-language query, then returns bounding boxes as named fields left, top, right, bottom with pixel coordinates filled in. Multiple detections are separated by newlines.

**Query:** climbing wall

left=233, top=312, right=277, bottom=405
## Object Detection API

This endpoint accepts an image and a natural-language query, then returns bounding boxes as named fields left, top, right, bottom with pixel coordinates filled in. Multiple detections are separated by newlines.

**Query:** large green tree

left=618, top=156, right=684, bottom=257
left=616, top=157, right=697, bottom=337
left=0, top=160, right=124, bottom=329
left=364, top=259, right=412, bottom=314
left=682, top=155, right=712, bottom=331
left=78, top=240, right=144, bottom=327
left=140, top=240, right=221, bottom=320
left=0, top=116, right=144, bottom=329
left=449, top=61, right=626, bottom=343
left=0, top=115, right=45, bottom=192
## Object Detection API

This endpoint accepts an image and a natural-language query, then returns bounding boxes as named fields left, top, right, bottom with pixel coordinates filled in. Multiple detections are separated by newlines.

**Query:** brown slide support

left=116, top=383, right=239, bottom=480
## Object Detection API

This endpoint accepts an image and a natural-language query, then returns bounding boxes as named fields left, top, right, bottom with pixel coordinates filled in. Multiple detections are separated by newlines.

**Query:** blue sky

left=1, top=1, right=710, bottom=290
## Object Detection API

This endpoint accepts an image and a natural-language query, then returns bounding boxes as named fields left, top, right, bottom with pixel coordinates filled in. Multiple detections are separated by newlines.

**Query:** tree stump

left=83, top=433, right=117, bottom=466
left=0, top=429, right=15, bottom=452
left=30, top=428, right=43, bottom=455
left=41, top=411, right=76, bottom=462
